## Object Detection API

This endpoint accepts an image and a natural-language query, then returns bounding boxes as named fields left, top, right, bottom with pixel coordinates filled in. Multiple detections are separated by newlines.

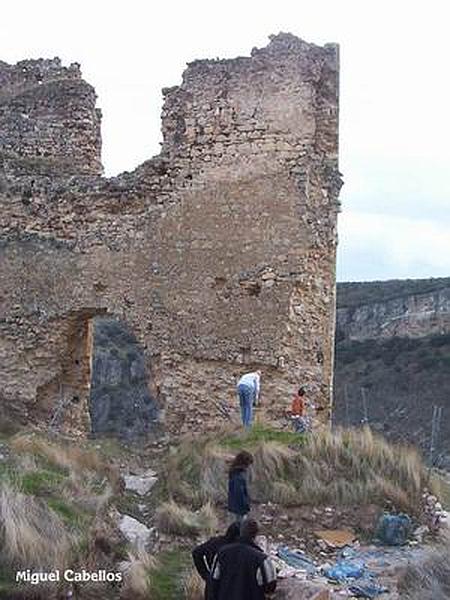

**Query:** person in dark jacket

left=192, top=522, right=241, bottom=599
left=227, top=451, right=253, bottom=523
left=210, top=519, right=277, bottom=600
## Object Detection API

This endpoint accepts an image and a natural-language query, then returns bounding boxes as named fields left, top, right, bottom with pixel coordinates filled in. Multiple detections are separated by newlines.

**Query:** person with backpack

left=192, top=522, right=241, bottom=600
left=227, top=451, right=253, bottom=524
left=210, top=518, right=277, bottom=600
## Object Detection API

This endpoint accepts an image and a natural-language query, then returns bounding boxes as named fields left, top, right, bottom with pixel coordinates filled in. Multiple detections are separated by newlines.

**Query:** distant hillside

left=336, top=277, right=450, bottom=342
left=337, top=277, right=450, bottom=309
left=334, top=278, right=450, bottom=468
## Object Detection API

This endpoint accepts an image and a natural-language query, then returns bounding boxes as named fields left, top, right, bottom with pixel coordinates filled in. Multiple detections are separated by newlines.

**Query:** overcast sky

left=2, top=0, right=449, bottom=282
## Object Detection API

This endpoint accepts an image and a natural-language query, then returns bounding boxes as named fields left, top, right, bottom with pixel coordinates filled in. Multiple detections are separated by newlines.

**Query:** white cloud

left=337, top=211, right=450, bottom=281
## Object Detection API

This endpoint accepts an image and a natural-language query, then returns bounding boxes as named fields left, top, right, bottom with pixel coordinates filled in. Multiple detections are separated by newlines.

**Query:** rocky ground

left=108, top=434, right=450, bottom=600
left=0, top=425, right=449, bottom=600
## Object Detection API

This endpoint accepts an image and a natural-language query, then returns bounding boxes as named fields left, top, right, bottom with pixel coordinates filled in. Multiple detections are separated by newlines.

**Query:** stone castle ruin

left=0, top=33, right=342, bottom=436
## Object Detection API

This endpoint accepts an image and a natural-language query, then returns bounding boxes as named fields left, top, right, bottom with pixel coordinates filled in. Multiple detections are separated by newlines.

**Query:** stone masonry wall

left=0, top=58, right=102, bottom=175
left=0, top=34, right=342, bottom=436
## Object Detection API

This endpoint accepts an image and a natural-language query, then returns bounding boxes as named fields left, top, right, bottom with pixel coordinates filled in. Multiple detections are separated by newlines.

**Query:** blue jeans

left=237, top=384, right=254, bottom=428
left=292, top=416, right=309, bottom=433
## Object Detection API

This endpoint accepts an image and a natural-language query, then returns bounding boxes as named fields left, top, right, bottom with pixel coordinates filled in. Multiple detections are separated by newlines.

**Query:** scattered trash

left=315, top=529, right=357, bottom=549
left=277, top=546, right=317, bottom=575
left=348, top=581, right=389, bottom=598
left=375, top=513, right=411, bottom=546
left=272, top=534, right=419, bottom=597
left=422, top=490, right=448, bottom=532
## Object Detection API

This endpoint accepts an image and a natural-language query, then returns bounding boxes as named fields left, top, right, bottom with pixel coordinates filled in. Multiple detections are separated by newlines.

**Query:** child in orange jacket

left=290, top=387, right=309, bottom=433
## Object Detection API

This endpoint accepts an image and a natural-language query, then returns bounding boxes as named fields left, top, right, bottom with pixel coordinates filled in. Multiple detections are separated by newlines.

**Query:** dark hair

left=298, top=387, right=306, bottom=396
left=240, top=518, right=259, bottom=541
left=224, top=522, right=241, bottom=543
left=229, top=451, right=254, bottom=473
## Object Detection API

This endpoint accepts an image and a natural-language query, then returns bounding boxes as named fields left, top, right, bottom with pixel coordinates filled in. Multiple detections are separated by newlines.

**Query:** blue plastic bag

left=324, top=559, right=365, bottom=582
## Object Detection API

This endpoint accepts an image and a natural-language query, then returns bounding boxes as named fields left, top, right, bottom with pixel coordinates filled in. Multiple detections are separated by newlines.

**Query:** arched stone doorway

left=89, top=317, right=159, bottom=438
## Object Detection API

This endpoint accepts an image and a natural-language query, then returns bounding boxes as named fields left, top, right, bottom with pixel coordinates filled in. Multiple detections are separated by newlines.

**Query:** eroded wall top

left=0, top=58, right=102, bottom=175
left=162, top=33, right=338, bottom=160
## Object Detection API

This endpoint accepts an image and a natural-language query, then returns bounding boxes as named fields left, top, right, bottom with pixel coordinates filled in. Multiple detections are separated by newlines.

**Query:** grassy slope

left=0, top=433, right=122, bottom=598
left=149, top=549, right=192, bottom=600
left=164, top=425, right=436, bottom=515
left=0, top=425, right=445, bottom=599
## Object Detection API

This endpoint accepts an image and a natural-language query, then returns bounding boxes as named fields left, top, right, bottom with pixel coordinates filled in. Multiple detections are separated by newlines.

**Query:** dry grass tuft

left=183, top=568, right=204, bottom=600
left=62, top=469, right=114, bottom=514
left=250, top=442, right=296, bottom=499
left=10, top=433, right=121, bottom=499
left=198, top=501, right=219, bottom=535
left=288, top=427, right=434, bottom=511
left=271, top=480, right=298, bottom=505
left=398, top=532, right=450, bottom=599
left=121, top=548, right=158, bottom=599
left=201, top=445, right=233, bottom=502
left=0, top=482, right=75, bottom=569
left=156, top=500, right=218, bottom=537
left=10, top=433, right=105, bottom=475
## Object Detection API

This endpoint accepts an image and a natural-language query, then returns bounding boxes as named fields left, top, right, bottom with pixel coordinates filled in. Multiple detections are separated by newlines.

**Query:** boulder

left=275, top=579, right=331, bottom=600
left=118, top=514, right=151, bottom=549
left=123, top=470, right=158, bottom=496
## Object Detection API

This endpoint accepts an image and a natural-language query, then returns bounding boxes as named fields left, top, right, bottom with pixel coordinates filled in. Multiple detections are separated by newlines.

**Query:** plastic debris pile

left=421, top=490, right=448, bottom=533
left=265, top=537, right=432, bottom=598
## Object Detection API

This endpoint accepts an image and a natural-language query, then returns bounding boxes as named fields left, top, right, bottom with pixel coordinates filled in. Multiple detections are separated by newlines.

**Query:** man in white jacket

left=236, top=370, right=261, bottom=428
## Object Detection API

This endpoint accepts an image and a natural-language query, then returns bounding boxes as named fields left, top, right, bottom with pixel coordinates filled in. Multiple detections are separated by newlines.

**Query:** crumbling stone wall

left=0, top=34, right=342, bottom=436
left=0, top=58, right=102, bottom=175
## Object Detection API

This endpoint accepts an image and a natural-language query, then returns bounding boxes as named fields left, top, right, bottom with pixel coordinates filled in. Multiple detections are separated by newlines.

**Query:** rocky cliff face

left=336, top=278, right=450, bottom=341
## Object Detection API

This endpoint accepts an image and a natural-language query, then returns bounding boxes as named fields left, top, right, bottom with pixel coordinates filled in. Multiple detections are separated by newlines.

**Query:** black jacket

left=228, top=469, right=250, bottom=515
left=192, top=536, right=227, bottom=581
left=193, top=534, right=239, bottom=600
left=210, top=539, right=277, bottom=600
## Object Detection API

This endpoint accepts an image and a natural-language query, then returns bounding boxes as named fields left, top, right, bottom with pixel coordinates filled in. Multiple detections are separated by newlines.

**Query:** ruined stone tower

left=0, top=57, right=102, bottom=175
left=0, top=34, right=342, bottom=436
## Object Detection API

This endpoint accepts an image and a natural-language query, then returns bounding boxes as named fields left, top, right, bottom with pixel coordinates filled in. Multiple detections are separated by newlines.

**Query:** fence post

left=360, top=387, right=369, bottom=425
left=344, top=384, right=350, bottom=426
